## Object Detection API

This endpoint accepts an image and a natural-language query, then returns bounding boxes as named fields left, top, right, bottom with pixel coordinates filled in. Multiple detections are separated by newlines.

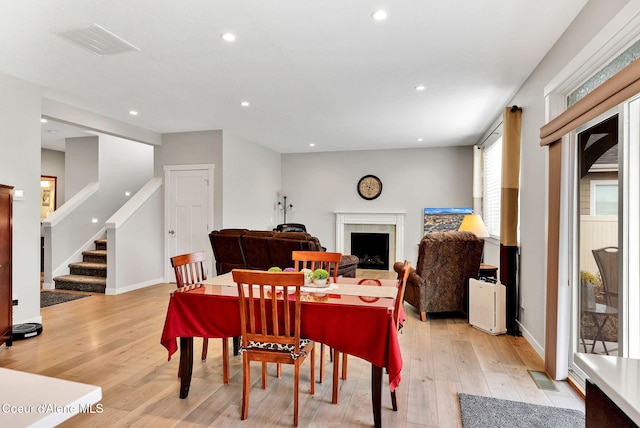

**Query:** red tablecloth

left=161, top=286, right=403, bottom=391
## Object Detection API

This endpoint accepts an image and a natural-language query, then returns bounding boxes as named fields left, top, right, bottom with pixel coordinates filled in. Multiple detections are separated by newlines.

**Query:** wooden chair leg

left=332, top=349, right=340, bottom=404
left=201, top=337, right=208, bottom=360
left=341, top=354, right=348, bottom=380
left=294, top=363, right=300, bottom=427
left=261, top=362, right=267, bottom=389
left=277, top=363, right=282, bottom=378
left=241, top=355, right=250, bottom=420
left=310, top=346, right=315, bottom=395
left=222, top=337, right=229, bottom=384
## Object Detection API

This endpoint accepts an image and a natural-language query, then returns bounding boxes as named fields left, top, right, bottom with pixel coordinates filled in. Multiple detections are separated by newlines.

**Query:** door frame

left=163, top=164, right=215, bottom=282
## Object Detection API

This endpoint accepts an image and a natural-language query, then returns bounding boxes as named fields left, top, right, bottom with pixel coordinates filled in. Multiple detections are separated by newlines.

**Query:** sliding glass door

left=569, top=97, right=640, bottom=383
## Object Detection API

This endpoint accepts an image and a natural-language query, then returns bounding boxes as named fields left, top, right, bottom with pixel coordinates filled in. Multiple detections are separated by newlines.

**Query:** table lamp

left=458, top=214, right=489, bottom=238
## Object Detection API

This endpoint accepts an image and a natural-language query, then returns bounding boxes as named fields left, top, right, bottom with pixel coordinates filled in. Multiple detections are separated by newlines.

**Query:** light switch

left=14, top=189, right=24, bottom=200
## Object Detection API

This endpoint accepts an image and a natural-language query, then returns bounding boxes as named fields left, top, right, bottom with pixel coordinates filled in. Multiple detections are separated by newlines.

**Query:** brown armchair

left=395, top=231, right=483, bottom=321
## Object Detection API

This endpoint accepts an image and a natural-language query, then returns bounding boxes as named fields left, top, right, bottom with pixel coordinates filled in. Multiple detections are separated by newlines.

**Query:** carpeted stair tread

left=82, top=249, right=107, bottom=264
left=83, top=250, right=107, bottom=256
left=53, top=275, right=106, bottom=293
left=68, top=261, right=107, bottom=277
left=53, top=275, right=106, bottom=284
left=69, top=262, right=106, bottom=269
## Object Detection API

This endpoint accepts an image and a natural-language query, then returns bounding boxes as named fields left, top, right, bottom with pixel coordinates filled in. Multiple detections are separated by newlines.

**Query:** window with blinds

left=483, top=136, right=502, bottom=237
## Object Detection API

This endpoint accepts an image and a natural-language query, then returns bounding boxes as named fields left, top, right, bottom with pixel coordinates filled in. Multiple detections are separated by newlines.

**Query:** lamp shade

left=458, top=214, right=489, bottom=238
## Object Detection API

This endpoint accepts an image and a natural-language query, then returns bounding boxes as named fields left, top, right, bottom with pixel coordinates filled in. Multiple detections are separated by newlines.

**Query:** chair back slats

left=292, top=251, right=342, bottom=279
left=171, top=251, right=207, bottom=288
left=592, top=246, right=618, bottom=308
left=232, top=269, right=304, bottom=351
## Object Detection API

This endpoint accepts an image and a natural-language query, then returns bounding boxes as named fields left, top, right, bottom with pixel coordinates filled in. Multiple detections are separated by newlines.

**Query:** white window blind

left=483, top=136, right=502, bottom=237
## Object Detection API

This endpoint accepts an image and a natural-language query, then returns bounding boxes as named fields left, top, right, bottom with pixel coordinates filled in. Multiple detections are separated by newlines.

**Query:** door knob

left=168, top=230, right=175, bottom=235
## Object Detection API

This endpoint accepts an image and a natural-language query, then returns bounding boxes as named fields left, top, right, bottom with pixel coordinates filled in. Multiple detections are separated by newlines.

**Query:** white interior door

left=164, top=165, right=214, bottom=281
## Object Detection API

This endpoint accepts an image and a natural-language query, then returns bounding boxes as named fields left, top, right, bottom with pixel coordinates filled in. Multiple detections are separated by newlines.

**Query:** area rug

left=40, top=291, right=90, bottom=308
left=458, top=393, right=585, bottom=428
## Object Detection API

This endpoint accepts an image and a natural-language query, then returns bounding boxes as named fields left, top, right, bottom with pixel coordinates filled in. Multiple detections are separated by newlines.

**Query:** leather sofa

left=394, top=231, right=483, bottom=321
left=209, top=229, right=359, bottom=277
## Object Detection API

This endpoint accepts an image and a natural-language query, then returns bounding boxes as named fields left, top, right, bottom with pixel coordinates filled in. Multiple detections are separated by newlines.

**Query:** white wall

left=65, top=136, right=98, bottom=199
left=222, top=133, right=282, bottom=230
left=41, top=149, right=65, bottom=205
left=98, top=134, right=154, bottom=214
left=0, top=72, right=42, bottom=324
left=478, top=0, right=630, bottom=356
left=282, top=146, right=473, bottom=265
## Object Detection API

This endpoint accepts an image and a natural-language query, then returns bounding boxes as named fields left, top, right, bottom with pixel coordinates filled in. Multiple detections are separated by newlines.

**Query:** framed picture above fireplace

left=423, top=207, right=472, bottom=234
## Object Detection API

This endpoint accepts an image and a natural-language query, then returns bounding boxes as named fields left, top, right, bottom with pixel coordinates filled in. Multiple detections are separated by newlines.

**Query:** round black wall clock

left=357, top=175, right=383, bottom=200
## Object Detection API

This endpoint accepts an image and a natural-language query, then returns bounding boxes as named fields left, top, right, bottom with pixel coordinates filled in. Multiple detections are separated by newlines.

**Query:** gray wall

left=222, top=133, right=282, bottom=230
left=41, top=149, right=65, bottom=205
left=65, top=136, right=98, bottom=199
left=282, top=146, right=473, bottom=264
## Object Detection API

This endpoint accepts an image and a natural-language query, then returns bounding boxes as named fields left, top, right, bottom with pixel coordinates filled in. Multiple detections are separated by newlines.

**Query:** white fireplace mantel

left=335, top=211, right=406, bottom=263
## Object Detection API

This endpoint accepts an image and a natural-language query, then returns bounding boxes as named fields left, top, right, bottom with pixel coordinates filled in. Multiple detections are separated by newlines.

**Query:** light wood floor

left=1, top=270, right=583, bottom=427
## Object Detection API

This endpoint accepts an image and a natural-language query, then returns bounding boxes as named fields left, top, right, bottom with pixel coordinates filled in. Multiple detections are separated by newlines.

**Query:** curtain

left=500, top=106, right=522, bottom=335
left=540, top=57, right=640, bottom=146
left=501, top=107, right=522, bottom=246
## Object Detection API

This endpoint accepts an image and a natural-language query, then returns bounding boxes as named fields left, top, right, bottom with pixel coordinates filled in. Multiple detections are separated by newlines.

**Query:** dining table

left=160, top=273, right=403, bottom=428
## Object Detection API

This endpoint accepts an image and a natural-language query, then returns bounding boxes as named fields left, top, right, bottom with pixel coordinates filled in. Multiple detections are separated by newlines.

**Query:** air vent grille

left=56, top=24, right=139, bottom=56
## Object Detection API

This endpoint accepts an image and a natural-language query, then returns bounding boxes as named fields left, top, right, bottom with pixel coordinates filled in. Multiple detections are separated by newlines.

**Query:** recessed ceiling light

left=221, top=32, right=236, bottom=42
left=40, top=118, right=48, bottom=123
left=415, top=85, right=426, bottom=91
left=47, top=130, right=58, bottom=134
left=129, top=110, right=138, bottom=116
left=309, top=143, right=316, bottom=147
left=371, top=10, right=388, bottom=21
left=417, top=138, right=424, bottom=142
left=240, top=101, right=250, bottom=107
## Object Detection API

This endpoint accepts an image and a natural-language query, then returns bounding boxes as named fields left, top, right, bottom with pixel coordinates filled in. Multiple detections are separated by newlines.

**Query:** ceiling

left=1, top=1, right=588, bottom=153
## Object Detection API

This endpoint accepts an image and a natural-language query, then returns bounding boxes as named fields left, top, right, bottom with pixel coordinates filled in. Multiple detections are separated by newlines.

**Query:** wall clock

left=357, top=175, right=382, bottom=200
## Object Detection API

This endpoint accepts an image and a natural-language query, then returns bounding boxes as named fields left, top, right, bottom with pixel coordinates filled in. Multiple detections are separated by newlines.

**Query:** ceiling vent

left=56, top=24, right=139, bottom=56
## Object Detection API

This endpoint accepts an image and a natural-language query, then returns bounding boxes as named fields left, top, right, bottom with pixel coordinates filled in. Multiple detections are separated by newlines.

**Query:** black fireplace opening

left=351, top=232, right=390, bottom=270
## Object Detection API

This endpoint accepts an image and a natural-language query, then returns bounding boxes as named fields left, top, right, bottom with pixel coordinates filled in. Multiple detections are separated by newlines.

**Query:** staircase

left=53, top=239, right=107, bottom=293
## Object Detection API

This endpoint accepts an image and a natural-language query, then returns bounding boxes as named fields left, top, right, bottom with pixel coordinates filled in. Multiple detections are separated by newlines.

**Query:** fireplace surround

left=335, top=211, right=405, bottom=270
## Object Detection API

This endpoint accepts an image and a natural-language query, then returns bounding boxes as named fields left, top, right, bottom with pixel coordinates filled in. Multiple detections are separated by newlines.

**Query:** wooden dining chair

left=171, top=251, right=229, bottom=384
left=333, top=261, right=411, bottom=407
left=292, top=250, right=342, bottom=383
left=231, top=269, right=315, bottom=427
left=390, top=260, right=411, bottom=411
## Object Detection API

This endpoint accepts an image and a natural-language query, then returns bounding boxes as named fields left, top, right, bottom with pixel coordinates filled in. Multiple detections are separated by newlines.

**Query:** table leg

left=179, top=337, right=194, bottom=399
left=372, top=364, right=382, bottom=428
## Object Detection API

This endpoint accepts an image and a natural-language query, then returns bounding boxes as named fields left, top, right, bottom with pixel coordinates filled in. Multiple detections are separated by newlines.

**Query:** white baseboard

left=105, top=278, right=164, bottom=295
left=516, top=320, right=544, bottom=360
left=42, top=282, right=55, bottom=290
